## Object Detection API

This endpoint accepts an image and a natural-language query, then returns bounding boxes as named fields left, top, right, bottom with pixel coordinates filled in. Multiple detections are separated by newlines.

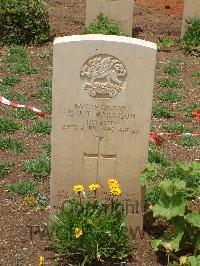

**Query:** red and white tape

left=0, top=95, right=47, bottom=116
left=150, top=131, right=200, bottom=144
left=193, top=110, right=200, bottom=123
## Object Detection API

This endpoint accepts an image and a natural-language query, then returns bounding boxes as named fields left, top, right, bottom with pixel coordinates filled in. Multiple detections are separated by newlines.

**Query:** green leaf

left=151, top=239, right=162, bottom=251
left=159, top=179, right=186, bottom=197
left=163, top=230, right=184, bottom=252
left=152, top=194, right=186, bottom=219
left=195, top=238, right=200, bottom=251
left=188, top=255, right=200, bottom=266
left=139, top=163, right=160, bottom=186
left=185, top=212, right=200, bottom=228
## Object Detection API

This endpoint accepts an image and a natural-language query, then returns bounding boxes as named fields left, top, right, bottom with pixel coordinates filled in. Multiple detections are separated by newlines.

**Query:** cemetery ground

left=0, top=0, right=199, bottom=265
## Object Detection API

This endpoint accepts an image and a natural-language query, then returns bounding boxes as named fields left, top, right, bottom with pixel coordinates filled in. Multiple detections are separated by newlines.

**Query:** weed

left=157, top=38, right=173, bottom=50
left=11, top=109, right=37, bottom=120
left=158, top=77, right=181, bottom=88
left=6, top=180, right=37, bottom=197
left=29, top=121, right=51, bottom=135
left=37, top=79, right=52, bottom=102
left=1, top=75, right=21, bottom=86
left=37, top=50, right=53, bottom=58
left=0, top=137, right=26, bottom=153
left=0, top=118, right=20, bottom=133
left=163, top=123, right=189, bottom=133
left=148, top=145, right=170, bottom=167
left=178, top=135, right=200, bottom=147
left=181, top=17, right=200, bottom=56
left=163, top=64, right=180, bottom=76
left=0, top=85, right=28, bottom=102
left=152, top=106, right=175, bottom=118
left=84, top=13, right=127, bottom=36
left=159, top=90, right=182, bottom=102
left=24, top=157, right=50, bottom=179
left=182, top=103, right=198, bottom=117
left=43, top=103, right=52, bottom=114
left=3, top=46, right=39, bottom=74
left=0, top=160, right=12, bottom=177
left=42, top=142, right=51, bottom=157
left=192, top=71, right=200, bottom=78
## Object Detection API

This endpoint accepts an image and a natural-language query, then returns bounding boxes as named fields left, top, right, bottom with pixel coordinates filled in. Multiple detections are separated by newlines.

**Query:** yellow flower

left=23, top=196, right=36, bottom=206
left=89, top=183, right=101, bottom=191
left=107, top=178, right=119, bottom=188
left=110, top=186, right=122, bottom=196
left=73, top=185, right=84, bottom=193
left=39, top=256, right=44, bottom=266
left=75, top=227, right=83, bottom=238
left=179, top=256, right=188, bottom=265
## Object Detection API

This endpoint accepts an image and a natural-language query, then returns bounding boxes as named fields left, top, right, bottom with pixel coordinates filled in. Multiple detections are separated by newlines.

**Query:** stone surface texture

left=51, top=34, right=157, bottom=230
left=86, top=0, right=134, bottom=36
left=181, top=0, right=200, bottom=36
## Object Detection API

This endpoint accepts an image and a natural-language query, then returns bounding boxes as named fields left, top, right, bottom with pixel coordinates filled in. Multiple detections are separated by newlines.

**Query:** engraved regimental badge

left=80, top=55, right=127, bottom=99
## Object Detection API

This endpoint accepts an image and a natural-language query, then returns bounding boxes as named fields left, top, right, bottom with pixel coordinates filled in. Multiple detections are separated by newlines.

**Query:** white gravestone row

left=51, top=35, right=157, bottom=231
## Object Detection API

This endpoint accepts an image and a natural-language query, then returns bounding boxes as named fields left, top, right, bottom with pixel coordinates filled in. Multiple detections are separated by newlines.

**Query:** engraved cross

left=83, top=137, right=116, bottom=183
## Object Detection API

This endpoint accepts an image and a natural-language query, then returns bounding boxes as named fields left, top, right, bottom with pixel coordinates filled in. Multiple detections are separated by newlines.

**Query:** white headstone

left=181, top=0, right=200, bottom=37
left=86, top=0, right=134, bottom=36
left=51, top=35, right=157, bottom=231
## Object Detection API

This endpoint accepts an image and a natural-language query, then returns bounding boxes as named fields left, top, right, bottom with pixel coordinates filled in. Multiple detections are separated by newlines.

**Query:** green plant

left=42, top=142, right=51, bottom=157
left=158, top=78, right=181, bottom=88
left=150, top=179, right=200, bottom=265
left=50, top=186, right=131, bottom=264
left=192, top=71, right=200, bottom=79
left=164, top=162, right=200, bottom=190
left=84, top=13, right=127, bottom=36
left=152, top=106, right=175, bottom=118
left=29, top=121, right=51, bottom=134
left=182, top=103, right=198, bottom=117
left=11, top=109, right=37, bottom=120
left=157, top=38, right=173, bottom=50
left=163, top=64, right=180, bottom=76
left=43, top=103, right=52, bottom=114
left=1, top=75, right=21, bottom=86
left=37, top=79, right=52, bottom=102
left=148, top=145, right=170, bottom=167
left=0, top=118, right=20, bottom=133
left=0, top=160, right=12, bottom=177
left=163, top=123, right=189, bottom=133
left=3, top=46, right=39, bottom=74
left=0, top=0, right=51, bottom=45
left=24, top=157, right=50, bottom=179
left=6, top=180, right=37, bottom=197
left=159, top=90, right=182, bottom=102
left=0, top=137, right=26, bottom=153
left=140, top=161, right=200, bottom=206
left=178, top=135, right=200, bottom=148
left=0, top=85, right=28, bottom=102
left=37, top=50, right=53, bottom=58
left=181, top=17, right=200, bottom=56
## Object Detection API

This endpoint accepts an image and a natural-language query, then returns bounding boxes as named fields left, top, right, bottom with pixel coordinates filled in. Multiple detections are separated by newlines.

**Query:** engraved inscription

left=63, top=104, right=139, bottom=134
left=80, top=55, right=127, bottom=99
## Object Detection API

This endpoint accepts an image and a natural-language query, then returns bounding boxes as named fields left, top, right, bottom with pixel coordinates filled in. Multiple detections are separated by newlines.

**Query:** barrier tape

left=150, top=131, right=200, bottom=144
left=0, top=95, right=47, bottom=116
left=193, top=110, right=200, bottom=123
left=0, top=95, right=199, bottom=144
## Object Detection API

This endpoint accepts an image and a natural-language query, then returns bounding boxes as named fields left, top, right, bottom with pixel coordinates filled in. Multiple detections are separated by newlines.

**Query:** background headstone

left=51, top=35, right=157, bottom=231
left=181, top=0, right=200, bottom=37
left=86, top=0, right=134, bottom=36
